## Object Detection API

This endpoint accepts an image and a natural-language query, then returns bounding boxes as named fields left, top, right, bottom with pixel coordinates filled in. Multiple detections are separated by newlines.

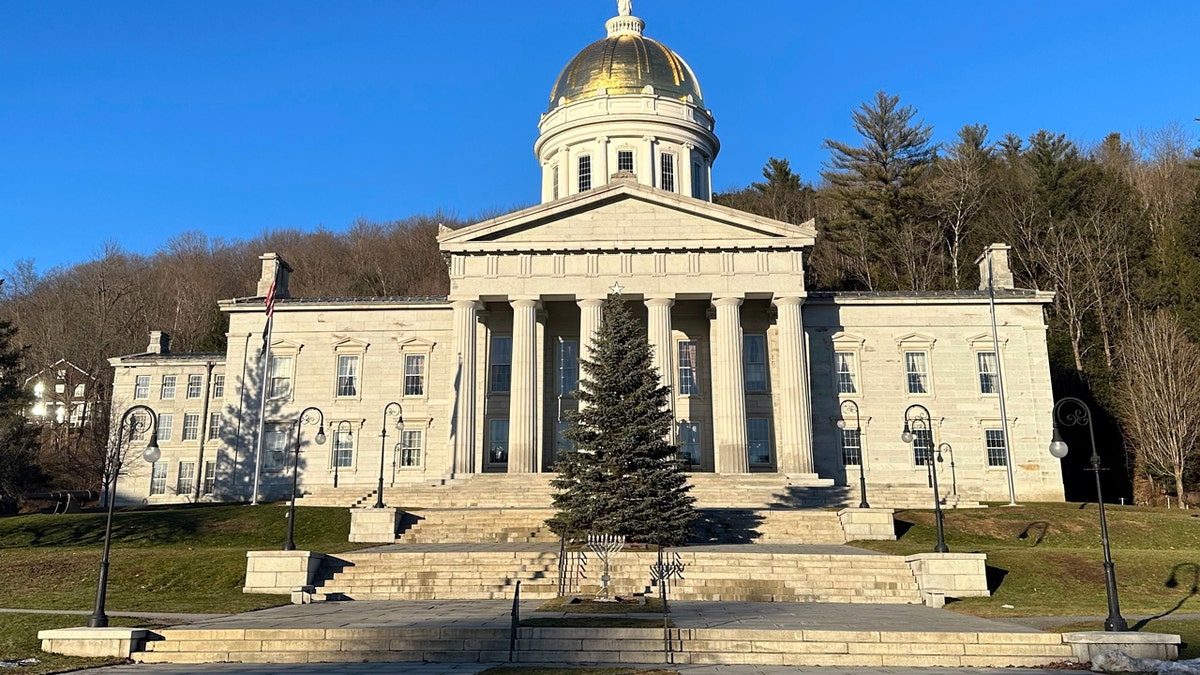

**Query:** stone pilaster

left=595, top=136, right=610, bottom=188
left=643, top=136, right=656, bottom=188
left=711, top=296, right=748, bottom=473
left=508, top=298, right=540, bottom=473
left=646, top=297, right=676, bottom=441
left=451, top=299, right=480, bottom=475
left=681, top=143, right=695, bottom=198
left=773, top=296, right=814, bottom=473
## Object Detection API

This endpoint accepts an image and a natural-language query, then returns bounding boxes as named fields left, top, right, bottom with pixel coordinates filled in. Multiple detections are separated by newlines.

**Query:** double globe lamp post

left=1049, top=396, right=1128, bottom=632
left=281, top=407, right=326, bottom=551
left=88, top=405, right=161, bottom=628
left=901, top=403, right=949, bottom=553
left=375, top=402, right=403, bottom=509
left=836, top=399, right=869, bottom=509
left=331, top=420, right=353, bottom=489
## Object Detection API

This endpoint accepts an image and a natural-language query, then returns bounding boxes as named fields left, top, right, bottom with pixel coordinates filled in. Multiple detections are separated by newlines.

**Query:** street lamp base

left=86, top=615, right=108, bottom=628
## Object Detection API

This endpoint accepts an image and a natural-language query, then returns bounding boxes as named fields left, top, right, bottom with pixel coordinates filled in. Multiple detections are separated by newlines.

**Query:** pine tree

left=0, top=315, right=45, bottom=502
left=547, top=294, right=695, bottom=546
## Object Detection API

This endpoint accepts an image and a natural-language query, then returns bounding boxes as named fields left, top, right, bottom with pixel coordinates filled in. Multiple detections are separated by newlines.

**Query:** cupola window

left=661, top=153, right=676, bottom=192
left=551, top=164, right=560, bottom=200
left=578, top=155, right=592, bottom=192
left=617, top=150, right=635, bottom=173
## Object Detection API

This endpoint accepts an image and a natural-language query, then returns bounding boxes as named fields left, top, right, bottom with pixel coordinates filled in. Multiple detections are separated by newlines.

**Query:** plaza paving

left=86, top=663, right=1092, bottom=674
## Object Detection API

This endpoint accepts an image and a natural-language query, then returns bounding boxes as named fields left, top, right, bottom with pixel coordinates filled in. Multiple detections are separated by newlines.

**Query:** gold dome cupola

left=534, top=1, right=720, bottom=204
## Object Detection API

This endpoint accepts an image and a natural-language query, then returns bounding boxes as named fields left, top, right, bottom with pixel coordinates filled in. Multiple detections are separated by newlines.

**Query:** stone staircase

left=135, top=624, right=1077, bottom=667
left=398, top=508, right=558, bottom=544
left=692, top=508, right=849, bottom=544
left=314, top=550, right=561, bottom=601
left=297, top=487, right=379, bottom=508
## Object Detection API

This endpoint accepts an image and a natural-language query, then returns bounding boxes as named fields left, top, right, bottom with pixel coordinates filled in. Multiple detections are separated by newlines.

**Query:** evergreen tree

left=0, top=314, right=45, bottom=502
left=547, top=293, right=695, bottom=546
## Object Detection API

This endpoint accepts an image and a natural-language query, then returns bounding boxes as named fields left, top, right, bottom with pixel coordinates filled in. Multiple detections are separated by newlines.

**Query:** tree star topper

left=610, top=281, right=625, bottom=295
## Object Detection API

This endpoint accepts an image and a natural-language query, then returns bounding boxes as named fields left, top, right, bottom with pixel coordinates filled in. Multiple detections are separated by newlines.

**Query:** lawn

left=0, top=502, right=355, bottom=613
left=853, top=502, right=1200, bottom=619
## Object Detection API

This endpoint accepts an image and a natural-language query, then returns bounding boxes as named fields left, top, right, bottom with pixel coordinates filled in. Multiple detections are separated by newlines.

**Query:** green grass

left=0, top=613, right=148, bottom=673
left=853, top=502, right=1200, bottom=618
left=0, top=503, right=355, bottom=613
left=536, top=597, right=666, bottom=614
left=1050, top=618, right=1200, bottom=660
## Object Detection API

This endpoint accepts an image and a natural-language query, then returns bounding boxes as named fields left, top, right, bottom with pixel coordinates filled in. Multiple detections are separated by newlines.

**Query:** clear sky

left=3, top=0, right=1197, bottom=275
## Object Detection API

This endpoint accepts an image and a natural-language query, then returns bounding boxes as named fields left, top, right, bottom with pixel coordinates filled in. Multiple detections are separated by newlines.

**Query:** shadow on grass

left=1132, top=562, right=1200, bottom=630
left=985, top=564, right=1009, bottom=594
left=1017, top=521, right=1050, bottom=546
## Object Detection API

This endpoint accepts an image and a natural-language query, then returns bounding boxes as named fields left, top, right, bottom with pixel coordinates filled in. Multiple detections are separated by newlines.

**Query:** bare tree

left=1116, top=312, right=1200, bottom=500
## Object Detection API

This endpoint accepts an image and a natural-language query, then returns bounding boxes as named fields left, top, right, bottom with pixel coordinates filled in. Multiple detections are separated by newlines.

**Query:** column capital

left=595, top=135, right=609, bottom=144
left=576, top=297, right=606, bottom=309
left=772, top=295, right=805, bottom=308
left=642, top=135, right=657, bottom=143
left=451, top=299, right=481, bottom=310
left=712, top=296, right=744, bottom=308
left=510, top=298, right=542, bottom=310
left=644, top=297, right=675, bottom=308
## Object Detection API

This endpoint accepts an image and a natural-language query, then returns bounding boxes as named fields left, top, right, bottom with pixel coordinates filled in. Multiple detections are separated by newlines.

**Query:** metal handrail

left=509, top=580, right=521, bottom=662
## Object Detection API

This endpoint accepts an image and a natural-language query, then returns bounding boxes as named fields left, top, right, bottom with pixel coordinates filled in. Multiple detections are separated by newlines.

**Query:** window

left=55, top=383, right=65, bottom=394
left=333, top=429, right=353, bottom=468
left=692, top=161, right=704, bottom=198
left=400, top=429, right=423, bottom=467
left=912, top=428, right=934, bottom=466
left=263, top=424, right=290, bottom=471
left=268, top=356, right=293, bottom=399
left=835, top=352, right=858, bottom=395
left=73, top=383, right=86, bottom=397
left=557, top=339, right=579, bottom=396
left=840, top=428, right=862, bottom=466
left=977, top=351, right=999, bottom=394
left=186, top=375, right=203, bottom=399
left=747, top=418, right=771, bottom=465
left=905, top=351, right=930, bottom=394
left=660, top=153, right=675, bottom=192
left=678, top=340, right=699, bottom=395
left=149, top=462, right=168, bottom=495
left=554, top=421, right=574, bottom=462
left=551, top=163, right=560, bottom=200
left=202, top=461, right=216, bottom=495
left=336, top=355, right=359, bottom=397
left=744, top=335, right=768, bottom=392
left=156, top=414, right=174, bottom=442
left=617, top=150, right=635, bottom=173
left=488, top=419, right=509, bottom=464
left=134, top=376, right=150, bottom=400
left=177, top=461, right=196, bottom=496
left=985, top=429, right=1008, bottom=467
left=211, top=374, right=225, bottom=399
left=208, top=412, right=222, bottom=440
left=490, top=336, right=512, bottom=393
left=182, top=413, right=200, bottom=441
left=678, top=421, right=701, bottom=465
left=404, top=354, right=426, bottom=396
left=578, top=155, right=592, bottom=192
left=160, top=375, right=177, bottom=400
left=130, top=413, right=149, bottom=442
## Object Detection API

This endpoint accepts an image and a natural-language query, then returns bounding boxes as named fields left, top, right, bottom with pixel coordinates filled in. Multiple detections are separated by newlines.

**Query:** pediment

left=438, top=180, right=816, bottom=253
left=331, top=336, right=370, bottom=352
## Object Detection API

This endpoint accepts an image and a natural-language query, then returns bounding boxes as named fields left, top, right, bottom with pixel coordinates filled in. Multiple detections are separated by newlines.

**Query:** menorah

left=587, top=533, right=626, bottom=600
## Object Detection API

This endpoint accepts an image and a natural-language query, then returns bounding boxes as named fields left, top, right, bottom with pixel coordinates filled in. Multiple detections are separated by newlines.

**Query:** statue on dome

left=617, top=0, right=632, bottom=17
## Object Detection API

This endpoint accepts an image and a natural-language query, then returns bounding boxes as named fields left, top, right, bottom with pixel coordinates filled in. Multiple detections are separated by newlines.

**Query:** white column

left=596, top=136, right=610, bottom=187
left=559, top=146, right=572, bottom=197
left=643, top=136, right=656, bottom=188
left=577, top=298, right=604, bottom=410
left=711, top=297, right=748, bottom=473
left=681, top=143, right=695, bottom=198
left=508, top=299, right=540, bottom=473
left=646, top=297, right=676, bottom=440
left=773, top=296, right=814, bottom=474
left=451, top=300, right=480, bottom=475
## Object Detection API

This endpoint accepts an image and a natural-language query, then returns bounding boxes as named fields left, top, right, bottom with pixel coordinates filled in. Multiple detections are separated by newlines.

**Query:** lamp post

left=1049, top=396, right=1128, bottom=632
left=837, top=399, right=869, bottom=509
left=938, top=442, right=958, bottom=497
left=282, top=407, right=326, bottom=551
left=376, top=402, right=402, bottom=508
left=88, top=405, right=160, bottom=628
left=902, top=404, right=948, bottom=553
left=331, top=420, right=353, bottom=489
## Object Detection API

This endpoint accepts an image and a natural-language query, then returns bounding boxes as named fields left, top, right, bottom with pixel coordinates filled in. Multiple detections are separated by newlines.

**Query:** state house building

left=109, top=3, right=1066, bottom=507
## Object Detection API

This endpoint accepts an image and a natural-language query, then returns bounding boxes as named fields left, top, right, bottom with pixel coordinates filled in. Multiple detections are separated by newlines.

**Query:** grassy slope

left=0, top=503, right=355, bottom=613
left=853, top=502, right=1200, bottom=618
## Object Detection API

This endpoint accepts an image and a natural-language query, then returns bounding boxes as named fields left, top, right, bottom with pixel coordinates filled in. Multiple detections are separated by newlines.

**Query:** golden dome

left=547, top=32, right=704, bottom=113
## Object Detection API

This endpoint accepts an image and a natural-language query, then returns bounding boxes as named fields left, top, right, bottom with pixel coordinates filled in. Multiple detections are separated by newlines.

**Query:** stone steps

left=398, top=508, right=557, bottom=544
left=134, top=625, right=1077, bottom=667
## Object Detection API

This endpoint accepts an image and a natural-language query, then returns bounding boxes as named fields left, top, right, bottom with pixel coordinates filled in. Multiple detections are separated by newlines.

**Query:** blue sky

left=2, top=0, right=1197, bottom=275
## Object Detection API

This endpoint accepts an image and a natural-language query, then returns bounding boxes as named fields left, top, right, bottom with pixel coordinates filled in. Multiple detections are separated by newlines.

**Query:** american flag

left=264, top=275, right=277, bottom=317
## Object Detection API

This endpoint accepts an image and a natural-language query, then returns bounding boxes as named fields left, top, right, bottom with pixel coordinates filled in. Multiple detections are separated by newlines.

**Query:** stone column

left=596, top=136, right=610, bottom=187
left=578, top=298, right=605, bottom=365
left=773, top=296, right=814, bottom=474
left=559, top=146, right=571, bottom=197
left=680, top=143, right=695, bottom=198
left=451, top=300, right=480, bottom=475
left=711, top=297, right=749, bottom=473
left=643, top=136, right=657, bottom=188
left=646, top=297, right=676, bottom=440
left=508, top=299, right=540, bottom=473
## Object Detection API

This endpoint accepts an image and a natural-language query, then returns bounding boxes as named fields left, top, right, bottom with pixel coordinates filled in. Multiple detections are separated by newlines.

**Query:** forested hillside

left=2, top=91, right=1199, bottom=502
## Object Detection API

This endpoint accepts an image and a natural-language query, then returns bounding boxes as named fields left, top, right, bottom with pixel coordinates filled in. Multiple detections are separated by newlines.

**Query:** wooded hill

left=2, top=90, right=1199, bottom=504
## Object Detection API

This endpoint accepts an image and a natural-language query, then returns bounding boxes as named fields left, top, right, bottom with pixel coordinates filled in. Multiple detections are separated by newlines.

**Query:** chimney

left=976, top=244, right=1015, bottom=291
left=256, top=253, right=293, bottom=299
left=148, top=331, right=171, bottom=355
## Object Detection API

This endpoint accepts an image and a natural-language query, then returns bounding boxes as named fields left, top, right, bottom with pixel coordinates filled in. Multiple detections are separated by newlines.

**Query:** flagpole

left=987, top=251, right=1018, bottom=506
left=251, top=314, right=273, bottom=506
